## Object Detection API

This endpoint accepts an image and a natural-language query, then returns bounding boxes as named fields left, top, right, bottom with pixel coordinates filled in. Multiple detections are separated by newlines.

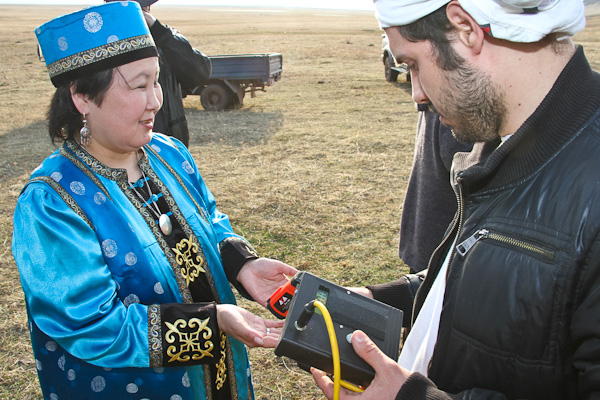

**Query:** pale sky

left=0, top=0, right=376, bottom=10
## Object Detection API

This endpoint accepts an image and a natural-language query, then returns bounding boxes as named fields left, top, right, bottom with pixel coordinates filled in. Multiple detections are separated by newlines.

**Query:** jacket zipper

left=423, top=175, right=465, bottom=378
left=412, top=176, right=465, bottom=322
left=456, top=228, right=555, bottom=259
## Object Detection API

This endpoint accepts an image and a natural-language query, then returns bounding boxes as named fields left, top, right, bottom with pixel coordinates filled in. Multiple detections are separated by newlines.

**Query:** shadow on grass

left=185, top=107, right=284, bottom=147
left=0, top=108, right=285, bottom=180
left=0, top=120, right=57, bottom=180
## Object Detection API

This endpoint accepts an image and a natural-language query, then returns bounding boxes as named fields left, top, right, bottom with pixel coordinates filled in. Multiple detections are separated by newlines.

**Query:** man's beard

left=431, top=61, right=507, bottom=144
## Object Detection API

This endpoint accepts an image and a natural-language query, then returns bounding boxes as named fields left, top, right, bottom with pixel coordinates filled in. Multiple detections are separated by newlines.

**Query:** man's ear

left=70, top=84, right=90, bottom=115
left=446, top=1, right=485, bottom=54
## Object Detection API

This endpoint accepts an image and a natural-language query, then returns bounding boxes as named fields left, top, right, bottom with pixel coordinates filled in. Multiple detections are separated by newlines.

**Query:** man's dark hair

left=47, top=69, right=114, bottom=145
left=396, top=5, right=464, bottom=71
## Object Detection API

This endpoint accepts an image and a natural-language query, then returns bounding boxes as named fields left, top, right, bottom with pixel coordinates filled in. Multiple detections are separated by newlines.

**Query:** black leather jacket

left=150, top=21, right=211, bottom=147
left=370, top=47, right=600, bottom=399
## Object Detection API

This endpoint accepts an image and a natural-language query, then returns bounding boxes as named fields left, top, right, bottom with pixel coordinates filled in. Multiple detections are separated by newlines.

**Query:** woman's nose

left=149, top=85, right=163, bottom=112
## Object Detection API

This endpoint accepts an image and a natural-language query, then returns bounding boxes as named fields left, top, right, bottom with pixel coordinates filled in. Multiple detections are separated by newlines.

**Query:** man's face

left=384, top=27, right=506, bottom=144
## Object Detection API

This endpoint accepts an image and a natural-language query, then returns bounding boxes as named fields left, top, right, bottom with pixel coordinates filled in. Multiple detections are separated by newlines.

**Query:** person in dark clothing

left=399, top=110, right=472, bottom=273
left=106, top=0, right=211, bottom=147
left=313, top=0, right=600, bottom=399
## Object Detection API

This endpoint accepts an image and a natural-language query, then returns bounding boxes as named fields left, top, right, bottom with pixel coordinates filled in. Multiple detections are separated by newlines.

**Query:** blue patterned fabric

left=36, top=2, right=150, bottom=65
left=12, top=134, right=254, bottom=399
left=35, top=2, right=157, bottom=87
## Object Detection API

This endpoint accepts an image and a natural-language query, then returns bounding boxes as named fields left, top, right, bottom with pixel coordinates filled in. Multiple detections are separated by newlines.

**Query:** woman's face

left=85, top=57, right=162, bottom=156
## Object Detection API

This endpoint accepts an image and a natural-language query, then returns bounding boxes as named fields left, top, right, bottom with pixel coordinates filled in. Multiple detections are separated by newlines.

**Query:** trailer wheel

left=200, top=83, right=231, bottom=111
left=384, top=55, right=398, bottom=83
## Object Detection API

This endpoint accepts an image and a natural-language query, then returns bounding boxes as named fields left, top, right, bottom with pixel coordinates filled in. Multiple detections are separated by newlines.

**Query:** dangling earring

left=80, top=113, right=91, bottom=147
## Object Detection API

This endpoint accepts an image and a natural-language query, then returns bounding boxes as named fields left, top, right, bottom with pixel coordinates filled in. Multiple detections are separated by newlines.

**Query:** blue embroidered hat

left=35, top=1, right=158, bottom=87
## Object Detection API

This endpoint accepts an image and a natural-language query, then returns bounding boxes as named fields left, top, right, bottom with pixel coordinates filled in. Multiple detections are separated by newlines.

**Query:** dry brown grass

left=0, top=5, right=599, bottom=399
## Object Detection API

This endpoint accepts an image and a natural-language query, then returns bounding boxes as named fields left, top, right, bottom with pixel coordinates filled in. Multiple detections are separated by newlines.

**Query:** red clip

left=267, top=278, right=297, bottom=319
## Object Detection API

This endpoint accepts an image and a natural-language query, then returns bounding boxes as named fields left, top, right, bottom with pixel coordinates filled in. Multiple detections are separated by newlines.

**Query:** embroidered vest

left=24, top=137, right=253, bottom=400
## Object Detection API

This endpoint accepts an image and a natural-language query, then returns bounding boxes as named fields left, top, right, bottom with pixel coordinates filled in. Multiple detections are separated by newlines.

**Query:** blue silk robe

left=12, top=134, right=255, bottom=399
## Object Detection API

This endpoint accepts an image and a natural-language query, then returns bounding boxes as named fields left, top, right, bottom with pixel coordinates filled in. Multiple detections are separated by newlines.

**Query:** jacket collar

left=453, top=46, right=600, bottom=195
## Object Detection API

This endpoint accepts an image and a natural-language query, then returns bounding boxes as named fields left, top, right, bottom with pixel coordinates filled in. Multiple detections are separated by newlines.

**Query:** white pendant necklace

left=130, top=164, right=173, bottom=236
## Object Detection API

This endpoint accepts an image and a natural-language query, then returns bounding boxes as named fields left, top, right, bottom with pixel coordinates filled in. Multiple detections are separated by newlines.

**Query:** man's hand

left=346, top=287, right=374, bottom=299
left=141, top=9, right=156, bottom=28
left=312, top=330, right=410, bottom=399
left=236, top=258, right=298, bottom=307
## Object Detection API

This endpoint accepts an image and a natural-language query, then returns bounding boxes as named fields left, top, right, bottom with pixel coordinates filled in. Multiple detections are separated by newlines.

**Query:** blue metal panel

left=208, top=53, right=282, bottom=82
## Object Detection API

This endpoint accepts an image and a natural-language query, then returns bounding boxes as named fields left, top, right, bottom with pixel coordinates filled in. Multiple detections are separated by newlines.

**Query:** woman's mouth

left=140, top=119, right=154, bottom=129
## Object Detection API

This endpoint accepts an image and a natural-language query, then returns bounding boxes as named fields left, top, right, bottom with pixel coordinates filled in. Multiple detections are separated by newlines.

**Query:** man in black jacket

left=107, top=0, right=211, bottom=147
left=313, top=0, right=600, bottom=399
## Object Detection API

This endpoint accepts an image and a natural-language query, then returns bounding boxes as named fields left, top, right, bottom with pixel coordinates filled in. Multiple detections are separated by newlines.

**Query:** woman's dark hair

left=47, top=68, right=114, bottom=145
left=396, top=5, right=464, bottom=71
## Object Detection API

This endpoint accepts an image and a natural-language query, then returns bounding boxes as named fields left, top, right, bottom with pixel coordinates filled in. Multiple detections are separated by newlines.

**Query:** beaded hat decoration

left=35, top=1, right=158, bottom=87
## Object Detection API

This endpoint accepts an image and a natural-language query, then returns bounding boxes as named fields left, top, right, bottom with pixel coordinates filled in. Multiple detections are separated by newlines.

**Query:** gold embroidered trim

left=47, top=35, right=155, bottom=79
left=226, top=336, right=239, bottom=400
left=122, top=179, right=192, bottom=303
left=203, top=365, right=214, bottom=400
left=143, top=144, right=222, bottom=304
left=122, top=152, right=194, bottom=303
left=245, top=245, right=258, bottom=257
left=145, top=143, right=209, bottom=223
left=165, top=318, right=214, bottom=363
left=29, top=176, right=95, bottom=231
left=62, top=141, right=114, bottom=200
left=218, top=236, right=259, bottom=257
left=65, top=140, right=125, bottom=186
left=148, top=304, right=163, bottom=368
left=172, top=236, right=206, bottom=286
left=215, top=332, right=228, bottom=390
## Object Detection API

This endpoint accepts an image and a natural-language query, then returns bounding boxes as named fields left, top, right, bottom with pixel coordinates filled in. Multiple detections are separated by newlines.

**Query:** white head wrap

left=373, top=0, right=586, bottom=43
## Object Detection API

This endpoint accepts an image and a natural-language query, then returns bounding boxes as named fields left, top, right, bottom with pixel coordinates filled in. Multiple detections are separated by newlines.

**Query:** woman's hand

left=236, top=258, right=298, bottom=307
left=216, top=304, right=284, bottom=348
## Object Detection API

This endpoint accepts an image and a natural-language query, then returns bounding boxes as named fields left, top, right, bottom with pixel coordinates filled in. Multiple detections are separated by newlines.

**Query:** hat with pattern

left=35, top=1, right=158, bottom=87
left=373, top=0, right=585, bottom=43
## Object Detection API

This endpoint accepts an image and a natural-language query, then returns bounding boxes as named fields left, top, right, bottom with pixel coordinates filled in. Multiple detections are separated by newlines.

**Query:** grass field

left=1, top=4, right=599, bottom=399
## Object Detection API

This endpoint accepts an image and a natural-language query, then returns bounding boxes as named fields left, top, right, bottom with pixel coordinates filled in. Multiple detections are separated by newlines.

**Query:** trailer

left=382, top=34, right=410, bottom=83
left=183, top=52, right=283, bottom=111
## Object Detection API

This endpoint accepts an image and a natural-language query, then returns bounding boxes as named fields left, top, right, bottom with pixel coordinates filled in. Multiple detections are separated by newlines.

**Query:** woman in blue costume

left=12, top=3, right=297, bottom=399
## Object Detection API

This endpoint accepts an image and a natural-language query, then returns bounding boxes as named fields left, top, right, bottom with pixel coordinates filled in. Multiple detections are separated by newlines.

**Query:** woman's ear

left=70, top=84, right=90, bottom=115
left=446, top=1, right=485, bottom=54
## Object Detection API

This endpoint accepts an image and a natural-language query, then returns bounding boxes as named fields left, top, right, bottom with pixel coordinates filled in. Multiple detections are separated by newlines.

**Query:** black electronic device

left=274, top=272, right=403, bottom=387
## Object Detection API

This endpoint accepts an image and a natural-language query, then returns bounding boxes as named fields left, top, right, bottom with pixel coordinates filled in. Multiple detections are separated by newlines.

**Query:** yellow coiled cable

left=312, top=300, right=365, bottom=399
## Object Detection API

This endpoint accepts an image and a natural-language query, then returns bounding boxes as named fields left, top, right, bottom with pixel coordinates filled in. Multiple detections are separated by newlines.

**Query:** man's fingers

left=351, top=330, right=387, bottom=369
left=311, top=367, right=335, bottom=399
